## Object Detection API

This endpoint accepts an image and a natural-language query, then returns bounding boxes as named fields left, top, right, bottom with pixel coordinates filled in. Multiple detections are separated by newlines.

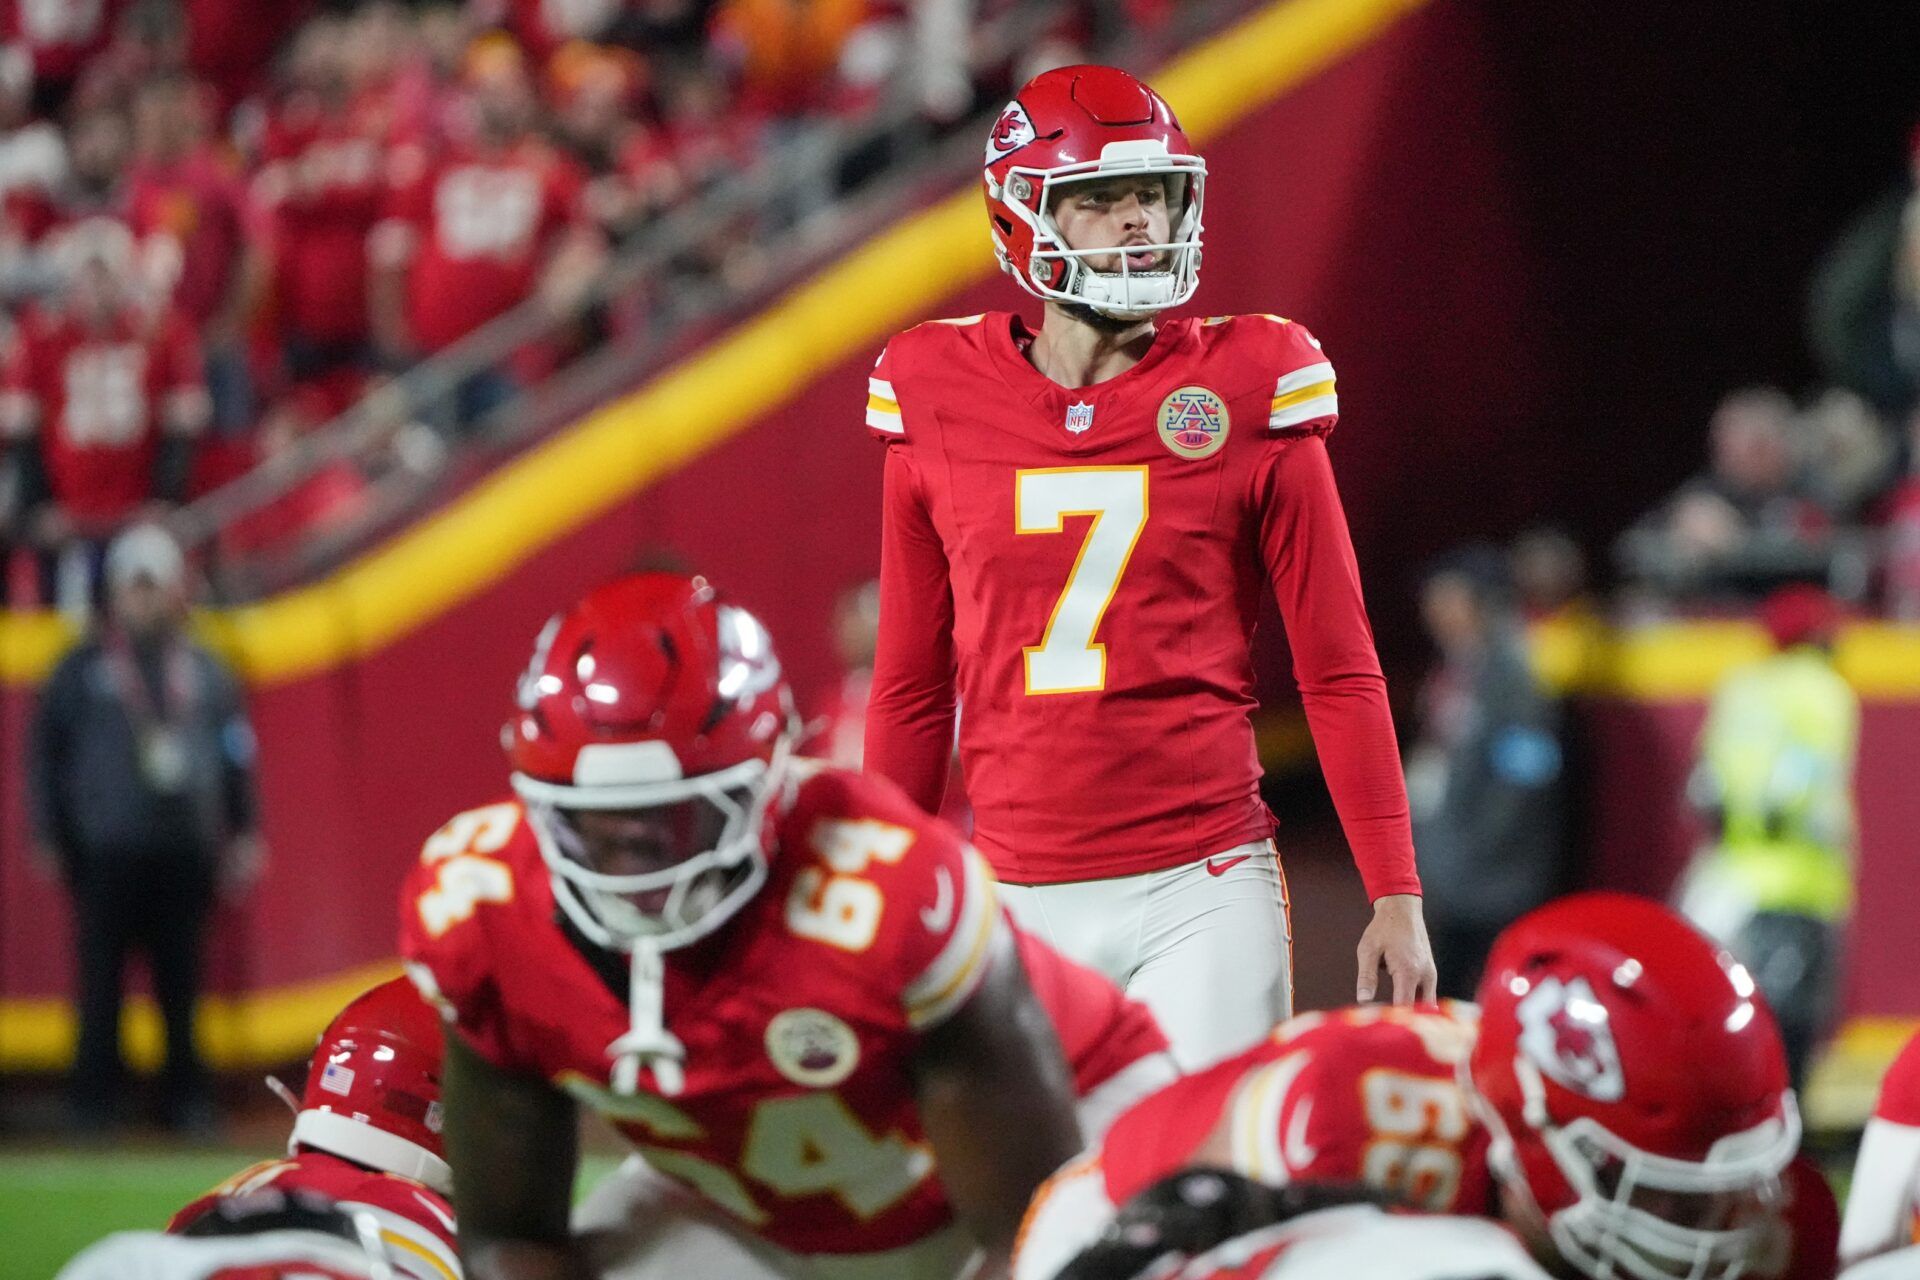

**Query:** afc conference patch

left=765, top=1008, right=861, bottom=1088
left=1157, top=386, right=1230, bottom=459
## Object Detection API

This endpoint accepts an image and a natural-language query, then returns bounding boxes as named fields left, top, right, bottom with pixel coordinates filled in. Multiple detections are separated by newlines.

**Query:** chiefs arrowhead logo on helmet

left=1515, top=975, right=1625, bottom=1103
left=986, top=100, right=1037, bottom=162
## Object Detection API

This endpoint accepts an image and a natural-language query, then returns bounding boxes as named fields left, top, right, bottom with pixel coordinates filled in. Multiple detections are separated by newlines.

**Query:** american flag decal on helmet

left=319, top=1060, right=356, bottom=1097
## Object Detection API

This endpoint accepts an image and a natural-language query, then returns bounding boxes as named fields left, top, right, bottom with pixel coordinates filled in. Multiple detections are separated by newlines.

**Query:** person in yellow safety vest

left=1679, top=582, right=1858, bottom=1090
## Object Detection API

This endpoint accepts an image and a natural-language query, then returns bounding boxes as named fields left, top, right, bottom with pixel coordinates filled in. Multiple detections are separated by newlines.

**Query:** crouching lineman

left=1050, top=1169, right=1550, bottom=1280
left=1838, top=1025, right=1920, bottom=1269
left=399, top=573, right=1175, bottom=1280
left=60, top=1188, right=405, bottom=1280
left=1017, top=892, right=1839, bottom=1280
left=60, top=977, right=458, bottom=1280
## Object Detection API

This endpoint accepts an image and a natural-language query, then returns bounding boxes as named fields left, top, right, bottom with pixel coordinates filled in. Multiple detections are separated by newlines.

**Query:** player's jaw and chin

left=524, top=768, right=784, bottom=952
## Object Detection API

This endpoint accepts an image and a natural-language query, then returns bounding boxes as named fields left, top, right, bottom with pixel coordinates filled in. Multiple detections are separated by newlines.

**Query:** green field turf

left=0, top=1147, right=623, bottom=1280
left=1, top=1147, right=268, bottom=1279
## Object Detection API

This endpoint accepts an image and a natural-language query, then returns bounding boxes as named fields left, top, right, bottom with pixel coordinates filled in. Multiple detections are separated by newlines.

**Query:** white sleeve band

left=1272, top=361, right=1334, bottom=396
left=1840, top=1118, right=1920, bottom=1264
left=1228, top=1050, right=1314, bottom=1184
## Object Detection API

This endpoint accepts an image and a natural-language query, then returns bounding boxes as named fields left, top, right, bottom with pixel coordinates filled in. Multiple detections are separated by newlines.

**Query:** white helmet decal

left=1516, top=976, right=1625, bottom=1103
left=985, top=100, right=1037, bottom=162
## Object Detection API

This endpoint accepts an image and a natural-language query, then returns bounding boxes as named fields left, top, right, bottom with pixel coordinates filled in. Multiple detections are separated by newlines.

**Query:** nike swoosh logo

left=1283, top=1095, right=1318, bottom=1170
left=922, top=866, right=955, bottom=933
left=412, top=1190, right=457, bottom=1234
left=1207, top=854, right=1253, bottom=877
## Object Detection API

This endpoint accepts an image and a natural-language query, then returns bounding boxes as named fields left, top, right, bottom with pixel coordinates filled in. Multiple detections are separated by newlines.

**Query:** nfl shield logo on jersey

left=1515, top=975, right=1625, bottom=1102
left=765, top=1008, right=861, bottom=1088
left=1157, top=386, right=1230, bottom=459
left=1065, top=401, right=1095, bottom=434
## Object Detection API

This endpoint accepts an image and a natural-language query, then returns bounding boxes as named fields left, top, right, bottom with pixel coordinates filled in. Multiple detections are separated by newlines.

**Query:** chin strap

left=607, top=941, right=686, bottom=1097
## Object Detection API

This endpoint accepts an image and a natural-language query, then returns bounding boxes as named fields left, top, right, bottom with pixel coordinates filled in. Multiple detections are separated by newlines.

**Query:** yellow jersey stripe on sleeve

left=348, top=1203, right=463, bottom=1280
left=1230, top=1052, right=1310, bottom=1184
left=1270, top=380, right=1336, bottom=412
left=1268, top=392, right=1338, bottom=430
left=866, top=376, right=903, bottom=433
left=381, top=1229, right=462, bottom=1280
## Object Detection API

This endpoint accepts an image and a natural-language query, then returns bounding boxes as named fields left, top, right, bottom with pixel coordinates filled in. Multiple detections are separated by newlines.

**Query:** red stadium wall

left=4, top=1, right=1917, bottom=1066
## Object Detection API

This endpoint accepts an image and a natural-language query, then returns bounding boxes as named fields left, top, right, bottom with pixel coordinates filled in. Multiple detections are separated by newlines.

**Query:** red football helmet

left=287, top=978, right=449, bottom=1195
left=1466, top=893, right=1800, bottom=1280
left=983, top=64, right=1205, bottom=318
left=505, top=572, right=797, bottom=953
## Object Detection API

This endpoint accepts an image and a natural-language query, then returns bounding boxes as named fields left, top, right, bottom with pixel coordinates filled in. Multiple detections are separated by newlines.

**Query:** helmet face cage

left=994, top=150, right=1207, bottom=319
left=1486, top=1056, right=1799, bottom=1280
left=514, top=738, right=791, bottom=953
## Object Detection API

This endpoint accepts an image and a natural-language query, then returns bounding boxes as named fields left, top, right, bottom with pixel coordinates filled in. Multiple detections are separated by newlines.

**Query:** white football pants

left=997, top=839, right=1293, bottom=1070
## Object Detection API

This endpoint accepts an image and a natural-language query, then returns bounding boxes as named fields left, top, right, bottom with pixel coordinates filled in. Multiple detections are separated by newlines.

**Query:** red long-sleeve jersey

left=862, top=312, right=1417, bottom=897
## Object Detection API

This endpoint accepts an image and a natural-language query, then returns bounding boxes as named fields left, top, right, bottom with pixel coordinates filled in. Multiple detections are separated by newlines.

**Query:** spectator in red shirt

left=0, top=218, right=208, bottom=609
left=254, top=17, right=388, bottom=396
left=369, top=36, right=600, bottom=430
left=2, top=0, right=123, bottom=114
left=124, top=71, right=265, bottom=436
left=3, top=100, right=128, bottom=311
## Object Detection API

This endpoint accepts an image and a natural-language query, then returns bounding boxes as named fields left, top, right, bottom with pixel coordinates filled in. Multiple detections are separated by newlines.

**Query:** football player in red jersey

left=861, top=63, right=1432, bottom=1068
left=368, top=38, right=598, bottom=364
left=168, top=976, right=461, bottom=1280
left=1048, top=1170, right=1550, bottom=1280
left=1017, top=894, right=1836, bottom=1280
left=1839, top=1027, right=1920, bottom=1265
left=399, top=573, right=1174, bottom=1280
left=61, top=1187, right=404, bottom=1280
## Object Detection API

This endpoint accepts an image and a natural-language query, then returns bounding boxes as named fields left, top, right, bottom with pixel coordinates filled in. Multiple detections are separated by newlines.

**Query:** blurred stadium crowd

left=1396, top=141, right=1920, bottom=1095
left=0, top=0, right=1174, bottom=613
left=1612, top=133, right=1920, bottom=616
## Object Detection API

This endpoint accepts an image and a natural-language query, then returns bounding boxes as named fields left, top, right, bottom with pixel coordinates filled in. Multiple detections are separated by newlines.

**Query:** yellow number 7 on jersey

left=1015, top=466, right=1149, bottom=695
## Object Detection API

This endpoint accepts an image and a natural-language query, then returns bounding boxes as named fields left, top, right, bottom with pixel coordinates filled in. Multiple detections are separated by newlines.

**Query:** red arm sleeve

left=864, top=444, right=958, bottom=814
left=1256, top=434, right=1420, bottom=900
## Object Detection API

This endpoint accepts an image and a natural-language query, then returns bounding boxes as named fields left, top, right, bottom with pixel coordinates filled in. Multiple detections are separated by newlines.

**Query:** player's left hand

left=1356, top=894, right=1437, bottom=1005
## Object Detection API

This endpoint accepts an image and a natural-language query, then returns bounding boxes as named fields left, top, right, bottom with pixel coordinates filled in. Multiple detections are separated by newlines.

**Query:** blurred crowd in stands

left=1617, top=129, right=1920, bottom=618
left=0, top=0, right=1170, bottom=614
